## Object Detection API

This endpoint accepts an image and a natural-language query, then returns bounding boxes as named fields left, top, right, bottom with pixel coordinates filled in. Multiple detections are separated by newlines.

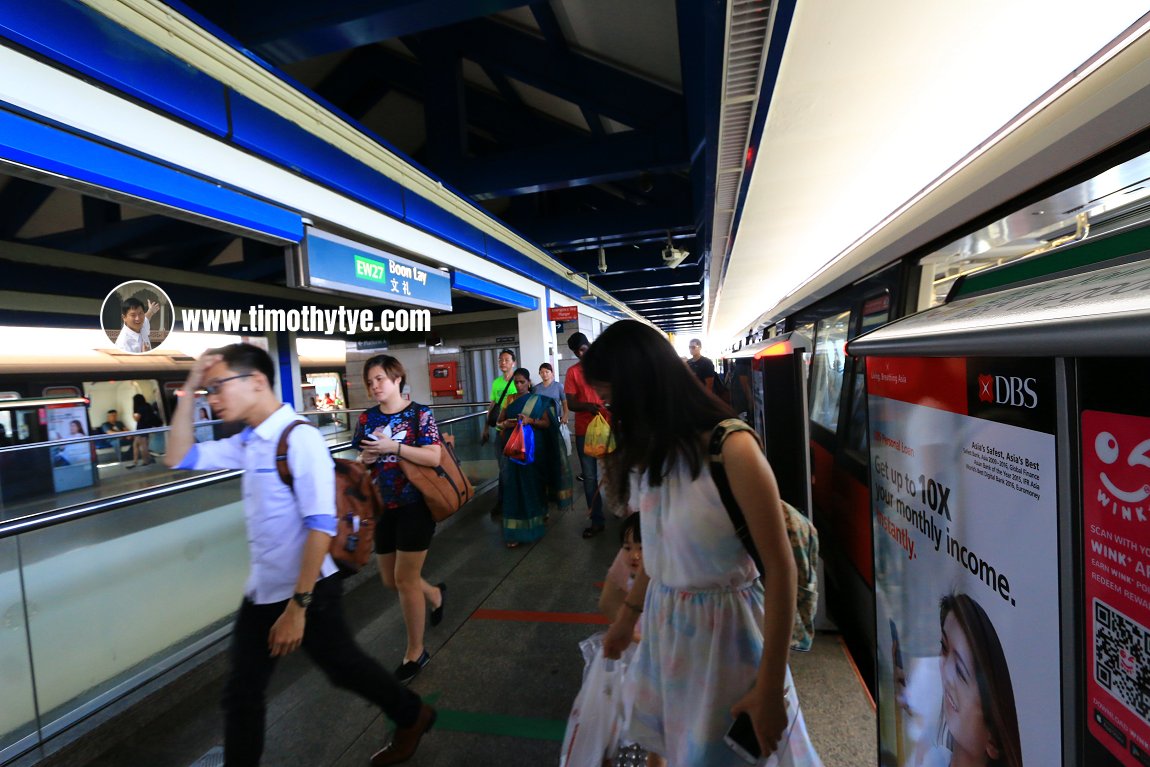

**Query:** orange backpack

left=276, top=420, right=381, bottom=576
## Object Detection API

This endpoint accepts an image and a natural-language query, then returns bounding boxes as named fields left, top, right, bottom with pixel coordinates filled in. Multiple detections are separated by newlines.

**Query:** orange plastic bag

left=583, top=413, right=614, bottom=458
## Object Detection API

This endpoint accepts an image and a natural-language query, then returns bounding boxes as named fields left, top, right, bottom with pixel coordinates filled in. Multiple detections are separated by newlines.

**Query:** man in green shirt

left=481, top=348, right=517, bottom=517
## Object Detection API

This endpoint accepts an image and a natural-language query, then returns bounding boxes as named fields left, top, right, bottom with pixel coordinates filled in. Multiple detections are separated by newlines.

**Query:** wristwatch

left=292, top=591, right=313, bottom=609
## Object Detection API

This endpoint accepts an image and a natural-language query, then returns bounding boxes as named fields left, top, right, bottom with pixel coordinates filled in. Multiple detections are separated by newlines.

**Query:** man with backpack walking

left=166, top=343, right=433, bottom=766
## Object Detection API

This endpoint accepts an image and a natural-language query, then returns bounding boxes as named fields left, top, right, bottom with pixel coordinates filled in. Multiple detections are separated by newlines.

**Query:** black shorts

left=374, top=499, right=436, bottom=554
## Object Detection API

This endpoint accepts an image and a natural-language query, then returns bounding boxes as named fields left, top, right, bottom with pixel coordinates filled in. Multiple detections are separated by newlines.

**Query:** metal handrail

left=0, top=410, right=489, bottom=540
left=0, top=404, right=488, bottom=454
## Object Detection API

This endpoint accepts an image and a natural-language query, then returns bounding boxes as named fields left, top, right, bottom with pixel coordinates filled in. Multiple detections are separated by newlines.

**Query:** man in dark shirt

left=687, top=338, right=717, bottom=393
left=96, top=409, right=130, bottom=461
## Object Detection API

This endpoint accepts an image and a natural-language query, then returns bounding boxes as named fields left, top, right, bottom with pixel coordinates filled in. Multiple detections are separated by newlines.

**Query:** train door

left=794, top=263, right=905, bottom=692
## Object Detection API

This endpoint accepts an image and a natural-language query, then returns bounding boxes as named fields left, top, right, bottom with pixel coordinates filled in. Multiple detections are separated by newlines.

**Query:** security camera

left=662, top=246, right=689, bottom=268
left=598, top=247, right=608, bottom=274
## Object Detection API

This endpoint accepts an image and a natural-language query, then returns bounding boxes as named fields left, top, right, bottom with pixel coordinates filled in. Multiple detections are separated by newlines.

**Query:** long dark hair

left=939, top=593, right=1022, bottom=767
left=581, top=320, right=734, bottom=499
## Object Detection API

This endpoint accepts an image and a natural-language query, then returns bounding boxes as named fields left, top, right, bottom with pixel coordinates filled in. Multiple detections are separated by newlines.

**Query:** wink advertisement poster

left=1083, top=408, right=1150, bottom=765
left=869, top=356, right=1060, bottom=767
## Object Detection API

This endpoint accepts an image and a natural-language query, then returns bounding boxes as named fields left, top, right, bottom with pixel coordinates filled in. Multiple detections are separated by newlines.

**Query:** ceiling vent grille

left=706, top=0, right=774, bottom=331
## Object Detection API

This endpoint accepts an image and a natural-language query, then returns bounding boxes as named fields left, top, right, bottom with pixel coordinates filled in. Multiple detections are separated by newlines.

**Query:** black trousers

left=222, top=575, right=421, bottom=766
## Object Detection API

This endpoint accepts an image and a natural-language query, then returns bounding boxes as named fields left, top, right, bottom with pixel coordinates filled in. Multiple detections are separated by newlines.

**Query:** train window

left=859, top=292, right=890, bottom=331
left=43, top=386, right=81, bottom=398
left=844, top=366, right=869, bottom=456
left=809, top=310, right=850, bottom=433
left=917, top=145, right=1150, bottom=310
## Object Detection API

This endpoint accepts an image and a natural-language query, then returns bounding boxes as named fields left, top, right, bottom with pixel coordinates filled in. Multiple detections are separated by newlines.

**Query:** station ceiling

left=164, top=0, right=723, bottom=335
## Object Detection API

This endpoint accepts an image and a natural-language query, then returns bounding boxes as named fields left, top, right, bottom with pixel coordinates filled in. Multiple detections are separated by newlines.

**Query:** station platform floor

left=51, top=478, right=875, bottom=767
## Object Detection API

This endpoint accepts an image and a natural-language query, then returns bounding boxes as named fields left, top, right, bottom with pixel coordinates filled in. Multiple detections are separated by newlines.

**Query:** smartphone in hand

left=725, top=711, right=762, bottom=764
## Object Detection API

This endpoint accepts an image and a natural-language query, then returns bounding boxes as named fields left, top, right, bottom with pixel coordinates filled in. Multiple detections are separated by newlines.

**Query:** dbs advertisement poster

left=869, top=356, right=1060, bottom=767
left=1082, top=358, right=1150, bottom=766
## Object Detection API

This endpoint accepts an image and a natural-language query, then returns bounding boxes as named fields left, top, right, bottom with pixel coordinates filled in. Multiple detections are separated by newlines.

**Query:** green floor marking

left=420, top=690, right=566, bottom=740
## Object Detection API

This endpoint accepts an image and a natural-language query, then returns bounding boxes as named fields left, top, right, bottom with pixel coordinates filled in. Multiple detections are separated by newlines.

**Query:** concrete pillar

left=516, top=305, right=553, bottom=382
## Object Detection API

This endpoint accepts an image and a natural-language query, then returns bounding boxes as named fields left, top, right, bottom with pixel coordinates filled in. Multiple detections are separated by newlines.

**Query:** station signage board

left=548, top=306, right=578, bottom=322
left=293, top=228, right=452, bottom=311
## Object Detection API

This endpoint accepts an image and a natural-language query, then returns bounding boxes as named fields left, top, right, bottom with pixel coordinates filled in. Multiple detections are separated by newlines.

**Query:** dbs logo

left=978, top=375, right=994, bottom=403
left=978, top=375, right=1038, bottom=409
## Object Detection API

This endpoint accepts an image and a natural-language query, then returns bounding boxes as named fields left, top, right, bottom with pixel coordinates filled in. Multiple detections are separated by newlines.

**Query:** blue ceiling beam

left=188, top=0, right=536, bottom=66
left=513, top=200, right=693, bottom=249
left=560, top=244, right=694, bottom=275
left=676, top=0, right=725, bottom=269
left=456, top=19, right=683, bottom=128
left=314, top=44, right=576, bottom=148
left=313, top=46, right=395, bottom=120
left=529, top=2, right=604, bottom=138
left=0, top=177, right=54, bottom=239
left=417, top=31, right=468, bottom=174
left=617, top=284, right=705, bottom=302
left=454, top=126, right=688, bottom=199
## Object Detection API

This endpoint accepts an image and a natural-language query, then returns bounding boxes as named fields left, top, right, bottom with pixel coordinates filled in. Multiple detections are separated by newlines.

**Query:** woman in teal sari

left=497, top=368, right=573, bottom=548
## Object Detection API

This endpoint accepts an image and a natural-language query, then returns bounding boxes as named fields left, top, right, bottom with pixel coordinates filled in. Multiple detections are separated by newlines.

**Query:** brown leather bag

left=276, top=420, right=381, bottom=576
left=398, top=407, right=474, bottom=522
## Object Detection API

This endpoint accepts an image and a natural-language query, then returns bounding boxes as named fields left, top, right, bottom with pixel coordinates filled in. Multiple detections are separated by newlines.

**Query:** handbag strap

left=708, top=419, right=764, bottom=576
left=403, top=404, right=424, bottom=458
left=275, top=419, right=310, bottom=489
left=495, top=377, right=513, bottom=408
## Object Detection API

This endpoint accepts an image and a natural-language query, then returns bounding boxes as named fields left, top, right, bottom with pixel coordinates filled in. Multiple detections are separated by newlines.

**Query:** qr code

left=1095, top=599, right=1150, bottom=722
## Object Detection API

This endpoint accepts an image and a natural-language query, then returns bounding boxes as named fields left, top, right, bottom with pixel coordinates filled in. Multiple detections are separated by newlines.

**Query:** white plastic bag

left=560, top=422, right=573, bottom=456
left=559, top=632, right=637, bottom=767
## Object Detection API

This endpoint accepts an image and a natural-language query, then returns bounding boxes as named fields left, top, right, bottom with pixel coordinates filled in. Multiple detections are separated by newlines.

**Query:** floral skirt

left=627, top=580, right=823, bottom=766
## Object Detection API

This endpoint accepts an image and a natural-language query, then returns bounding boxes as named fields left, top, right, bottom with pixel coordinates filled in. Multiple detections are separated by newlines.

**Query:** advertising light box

left=1080, top=357, right=1150, bottom=767
left=869, top=356, right=1060, bottom=767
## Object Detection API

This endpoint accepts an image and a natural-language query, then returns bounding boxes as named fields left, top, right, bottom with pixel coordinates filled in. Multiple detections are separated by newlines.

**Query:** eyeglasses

left=203, top=374, right=252, bottom=395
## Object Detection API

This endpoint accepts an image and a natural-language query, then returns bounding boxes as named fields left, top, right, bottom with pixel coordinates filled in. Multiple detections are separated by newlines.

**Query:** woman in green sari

left=497, top=368, right=573, bottom=548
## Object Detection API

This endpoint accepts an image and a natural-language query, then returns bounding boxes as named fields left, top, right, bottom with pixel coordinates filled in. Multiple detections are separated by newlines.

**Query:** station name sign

left=293, top=228, right=452, bottom=311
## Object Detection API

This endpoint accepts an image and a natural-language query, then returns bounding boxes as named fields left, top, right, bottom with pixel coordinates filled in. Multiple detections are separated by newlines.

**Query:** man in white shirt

left=114, top=297, right=159, bottom=353
left=166, top=343, right=434, bottom=766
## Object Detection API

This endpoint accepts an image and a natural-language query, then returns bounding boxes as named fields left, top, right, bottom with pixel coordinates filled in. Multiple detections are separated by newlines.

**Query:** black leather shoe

left=371, top=703, right=436, bottom=766
left=429, top=583, right=446, bottom=627
left=582, top=525, right=605, bottom=539
left=394, top=650, right=430, bottom=685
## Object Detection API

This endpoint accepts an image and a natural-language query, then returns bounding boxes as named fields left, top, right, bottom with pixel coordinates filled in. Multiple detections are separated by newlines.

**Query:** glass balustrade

left=0, top=537, right=38, bottom=763
left=0, top=407, right=491, bottom=762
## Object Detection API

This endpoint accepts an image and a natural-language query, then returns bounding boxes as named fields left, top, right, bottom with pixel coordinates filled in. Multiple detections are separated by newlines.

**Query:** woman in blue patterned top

left=353, top=354, right=445, bottom=685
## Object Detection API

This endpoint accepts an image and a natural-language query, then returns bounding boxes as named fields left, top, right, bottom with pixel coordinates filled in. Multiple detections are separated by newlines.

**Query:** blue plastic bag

left=505, top=421, right=535, bottom=465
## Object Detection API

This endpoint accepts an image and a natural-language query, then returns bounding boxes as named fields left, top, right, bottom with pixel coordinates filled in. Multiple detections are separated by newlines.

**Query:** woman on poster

left=913, top=593, right=1022, bottom=767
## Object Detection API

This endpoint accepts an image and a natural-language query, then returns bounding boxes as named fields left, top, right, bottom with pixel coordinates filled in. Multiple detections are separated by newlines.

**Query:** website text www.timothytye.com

left=180, top=305, right=432, bottom=335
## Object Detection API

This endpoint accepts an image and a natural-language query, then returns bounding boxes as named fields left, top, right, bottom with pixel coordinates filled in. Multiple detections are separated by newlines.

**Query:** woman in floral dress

left=588, top=321, right=823, bottom=767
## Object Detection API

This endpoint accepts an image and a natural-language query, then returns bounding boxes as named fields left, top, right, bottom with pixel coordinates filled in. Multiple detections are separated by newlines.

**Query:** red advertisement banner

left=1084, top=409, right=1150, bottom=766
left=865, top=356, right=967, bottom=415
